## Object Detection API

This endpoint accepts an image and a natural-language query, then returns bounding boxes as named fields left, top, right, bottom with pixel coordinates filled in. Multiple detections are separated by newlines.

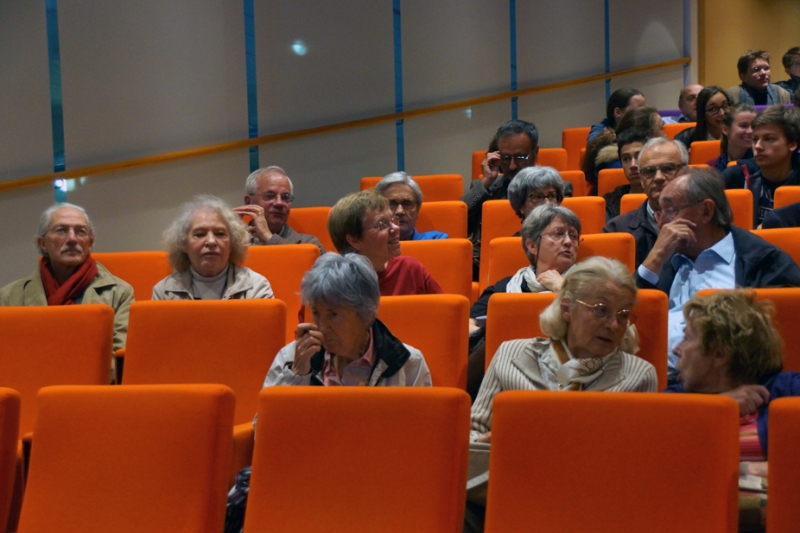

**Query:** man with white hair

left=233, top=166, right=324, bottom=252
left=0, top=203, right=134, bottom=354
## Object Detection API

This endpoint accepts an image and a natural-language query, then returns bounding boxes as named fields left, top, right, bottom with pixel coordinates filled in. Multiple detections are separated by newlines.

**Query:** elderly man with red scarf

left=0, top=203, right=134, bottom=368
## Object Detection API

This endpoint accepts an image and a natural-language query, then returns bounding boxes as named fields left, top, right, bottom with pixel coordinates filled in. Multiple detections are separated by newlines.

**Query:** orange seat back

left=725, top=188, right=753, bottom=229
left=122, top=300, right=286, bottom=425
left=399, top=239, right=472, bottom=300
left=0, top=389, right=20, bottom=530
left=561, top=196, right=606, bottom=234
left=92, top=251, right=171, bottom=301
left=242, top=244, right=320, bottom=343
left=19, top=384, right=234, bottom=533
left=486, top=392, right=738, bottom=533
left=360, top=174, right=464, bottom=202
left=415, top=200, right=467, bottom=238
left=768, top=397, right=800, bottom=533
left=478, top=200, right=521, bottom=290
left=597, top=168, right=629, bottom=197
left=689, top=140, right=722, bottom=165
left=560, top=170, right=586, bottom=197
left=471, top=151, right=486, bottom=180
left=773, top=185, right=800, bottom=209
left=248, top=387, right=470, bottom=533
left=664, top=122, right=695, bottom=139
left=378, top=295, right=469, bottom=388
left=0, top=305, right=112, bottom=437
left=562, top=127, right=592, bottom=170
left=284, top=206, right=333, bottom=253
left=752, top=228, right=800, bottom=266
left=620, top=193, right=647, bottom=215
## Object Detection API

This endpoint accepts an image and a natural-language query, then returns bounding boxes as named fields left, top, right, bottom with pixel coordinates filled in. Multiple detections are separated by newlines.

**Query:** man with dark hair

left=635, top=168, right=800, bottom=382
left=587, top=87, right=645, bottom=141
left=663, top=84, right=704, bottom=124
left=462, top=119, right=539, bottom=279
left=604, top=137, right=688, bottom=268
left=776, top=46, right=800, bottom=94
left=603, top=129, right=649, bottom=219
left=722, top=105, right=800, bottom=226
left=726, top=50, right=792, bottom=106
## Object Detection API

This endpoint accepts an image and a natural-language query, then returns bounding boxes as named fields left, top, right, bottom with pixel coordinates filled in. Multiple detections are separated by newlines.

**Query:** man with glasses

left=776, top=47, right=800, bottom=94
left=463, top=119, right=539, bottom=279
left=726, top=50, right=791, bottom=106
left=0, top=203, right=135, bottom=377
left=374, top=172, right=447, bottom=240
left=635, top=168, right=800, bottom=384
left=234, top=166, right=324, bottom=252
left=603, top=138, right=688, bottom=269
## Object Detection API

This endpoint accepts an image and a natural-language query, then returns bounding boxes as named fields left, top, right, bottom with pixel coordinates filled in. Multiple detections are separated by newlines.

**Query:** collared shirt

left=322, top=331, right=375, bottom=386
left=637, top=232, right=736, bottom=380
left=645, top=202, right=660, bottom=235
left=662, top=113, right=689, bottom=124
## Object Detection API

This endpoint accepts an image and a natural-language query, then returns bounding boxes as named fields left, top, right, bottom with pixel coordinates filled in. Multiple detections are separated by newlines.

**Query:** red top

left=378, top=256, right=443, bottom=296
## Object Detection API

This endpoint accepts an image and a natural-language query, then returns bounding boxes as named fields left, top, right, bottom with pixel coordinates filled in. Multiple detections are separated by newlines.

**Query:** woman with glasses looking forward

left=675, top=86, right=732, bottom=150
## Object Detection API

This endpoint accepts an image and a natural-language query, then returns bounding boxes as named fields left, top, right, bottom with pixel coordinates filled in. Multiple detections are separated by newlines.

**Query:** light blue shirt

left=637, top=231, right=737, bottom=380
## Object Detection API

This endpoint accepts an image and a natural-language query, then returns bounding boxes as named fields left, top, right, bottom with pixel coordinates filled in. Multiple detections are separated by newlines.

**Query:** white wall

left=0, top=0, right=692, bottom=287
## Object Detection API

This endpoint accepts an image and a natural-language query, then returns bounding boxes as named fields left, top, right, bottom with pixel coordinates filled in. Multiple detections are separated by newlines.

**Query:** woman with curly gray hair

left=152, top=195, right=273, bottom=300
left=506, top=166, right=565, bottom=222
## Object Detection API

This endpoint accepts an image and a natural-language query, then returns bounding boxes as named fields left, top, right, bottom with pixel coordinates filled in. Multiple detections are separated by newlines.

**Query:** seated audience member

left=635, top=168, right=800, bottom=383
left=582, top=129, right=619, bottom=196
left=374, top=172, right=447, bottom=240
left=152, top=195, right=274, bottom=300
left=663, top=84, right=704, bottom=124
left=616, top=106, right=665, bottom=138
left=263, top=253, right=432, bottom=387
left=761, top=201, right=800, bottom=228
left=604, top=138, right=689, bottom=268
left=675, top=86, right=731, bottom=149
left=464, top=120, right=539, bottom=280
left=726, top=50, right=792, bottom=106
left=604, top=129, right=649, bottom=220
left=328, top=190, right=443, bottom=296
left=711, top=103, right=756, bottom=172
left=507, top=166, right=565, bottom=224
left=232, top=166, right=324, bottom=253
left=668, top=290, right=800, bottom=532
left=587, top=87, right=646, bottom=141
left=723, top=105, right=800, bottom=227
left=776, top=47, right=800, bottom=94
left=0, top=203, right=134, bottom=359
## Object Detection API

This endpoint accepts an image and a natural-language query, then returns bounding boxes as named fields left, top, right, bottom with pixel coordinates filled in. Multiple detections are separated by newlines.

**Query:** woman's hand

left=292, top=323, right=324, bottom=375
left=721, top=384, right=770, bottom=416
left=475, top=431, right=492, bottom=443
left=742, top=461, right=768, bottom=478
left=537, top=270, right=564, bottom=292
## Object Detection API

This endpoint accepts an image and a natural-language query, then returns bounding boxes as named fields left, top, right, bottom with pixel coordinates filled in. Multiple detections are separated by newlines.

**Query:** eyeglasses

left=749, top=65, right=770, bottom=74
left=388, top=199, right=417, bottom=211
left=499, top=152, right=534, bottom=163
left=640, top=162, right=685, bottom=181
left=654, top=200, right=702, bottom=223
left=369, top=217, right=396, bottom=232
left=527, top=192, right=559, bottom=205
left=258, top=192, right=294, bottom=204
left=47, top=225, right=91, bottom=238
left=705, top=102, right=730, bottom=116
left=576, top=300, right=637, bottom=326
left=540, top=229, right=582, bottom=244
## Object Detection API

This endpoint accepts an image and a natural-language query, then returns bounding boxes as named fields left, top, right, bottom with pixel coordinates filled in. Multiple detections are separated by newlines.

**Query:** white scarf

left=505, top=265, right=546, bottom=293
left=539, top=341, right=617, bottom=391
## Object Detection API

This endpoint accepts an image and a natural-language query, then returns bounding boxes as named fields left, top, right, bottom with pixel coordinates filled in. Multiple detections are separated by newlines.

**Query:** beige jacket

left=151, top=264, right=273, bottom=301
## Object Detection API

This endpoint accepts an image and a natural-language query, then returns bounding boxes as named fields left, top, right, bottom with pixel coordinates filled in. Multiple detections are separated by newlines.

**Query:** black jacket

left=603, top=200, right=657, bottom=269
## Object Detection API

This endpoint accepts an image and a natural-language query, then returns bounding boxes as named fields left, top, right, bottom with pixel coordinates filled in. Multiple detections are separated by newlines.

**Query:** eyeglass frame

left=256, top=191, right=295, bottom=204
left=705, top=102, right=730, bottom=116
left=654, top=200, right=703, bottom=223
left=640, top=162, right=686, bottom=181
left=575, top=299, right=637, bottom=326
left=527, top=191, right=559, bottom=205
left=387, top=198, right=417, bottom=212
left=499, top=152, right=534, bottom=163
left=539, top=229, right=582, bottom=245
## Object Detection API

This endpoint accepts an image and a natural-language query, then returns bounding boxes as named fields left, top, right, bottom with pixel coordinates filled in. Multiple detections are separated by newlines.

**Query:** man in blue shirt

left=635, top=168, right=800, bottom=382
left=374, top=172, right=448, bottom=241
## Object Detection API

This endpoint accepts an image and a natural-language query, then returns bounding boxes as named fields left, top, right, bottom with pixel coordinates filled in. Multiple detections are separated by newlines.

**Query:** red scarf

left=39, top=255, right=98, bottom=306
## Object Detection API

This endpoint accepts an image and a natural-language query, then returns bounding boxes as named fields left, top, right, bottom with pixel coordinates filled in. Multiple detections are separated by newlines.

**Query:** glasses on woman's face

left=705, top=102, right=730, bottom=116
left=540, top=229, right=582, bottom=244
left=576, top=300, right=637, bottom=326
left=527, top=192, right=559, bottom=205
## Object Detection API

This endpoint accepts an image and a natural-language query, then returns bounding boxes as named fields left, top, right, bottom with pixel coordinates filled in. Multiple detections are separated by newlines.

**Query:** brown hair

left=327, top=190, right=389, bottom=253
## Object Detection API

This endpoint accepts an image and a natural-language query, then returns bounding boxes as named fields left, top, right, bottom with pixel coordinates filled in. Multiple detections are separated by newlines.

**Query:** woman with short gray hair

left=152, top=195, right=273, bottom=300
left=507, top=166, right=565, bottom=221
left=263, top=253, right=432, bottom=387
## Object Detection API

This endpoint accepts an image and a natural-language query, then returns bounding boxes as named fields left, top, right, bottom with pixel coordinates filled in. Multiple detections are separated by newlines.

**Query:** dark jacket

left=635, top=226, right=800, bottom=291
left=664, top=371, right=800, bottom=455
left=470, top=275, right=532, bottom=319
left=762, top=202, right=800, bottom=229
left=603, top=184, right=631, bottom=221
left=776, top=75, right=800, bottom=95
left=603, top=200, right=657, bottom=269
left=462, top=177, right=512, bottom=280
left=722, top=153, right=800, bottom=227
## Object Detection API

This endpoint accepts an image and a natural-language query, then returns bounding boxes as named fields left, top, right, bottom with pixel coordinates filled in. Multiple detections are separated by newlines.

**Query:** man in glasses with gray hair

left=234, top=166, right=325, bottom=253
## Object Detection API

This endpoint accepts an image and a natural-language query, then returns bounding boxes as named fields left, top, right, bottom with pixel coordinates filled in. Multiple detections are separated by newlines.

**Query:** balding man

left=233, top=166, right=325, bottom=253
left=663, top=84, right=703, bottom=124
left=0, top=203, right=134, bottom=356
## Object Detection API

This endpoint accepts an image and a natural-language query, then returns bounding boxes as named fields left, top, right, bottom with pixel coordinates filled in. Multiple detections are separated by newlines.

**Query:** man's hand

left=641, top=217, right=697, bottom=276
left=475, top=431, right=492, bottom=443
left=292, top=323, right=324, bottom=376
left=233, top=205, right=272, bottom=243
left=480, top=151, right=502, bottom=189
left=536, top=270, right=564, bottom=292
left=721, top=384, right=770, bottom=416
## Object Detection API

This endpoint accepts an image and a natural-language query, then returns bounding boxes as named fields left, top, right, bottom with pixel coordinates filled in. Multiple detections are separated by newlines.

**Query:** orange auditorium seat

left=0, top=389, right=20, bottom=532
left=377, top=295, right=469, bottom=388
left=773, top=185, right=800, bottom=209
left=560, top=170, right=586, bottom=197
left=285, top=206, right=334, bottom=252
left=243, top=244, right=320, bottom=343
left=620, top=193, right=648, bottom=215
left=689, top=140, right=722, bottom=165
left=664, top=122, right=695, bottom=140
left=92, top=251, right=172, bottom=302
left=768, top=397, right=800, bottom=533
left=752, top=228, right=800, bottom=266
left=725, top=188, right=753, bottom=229
left=399, top=239, right=472, bottom=300
left=597, top=168, right=629, bottom=197
left=360, top=174, right=464, bottom=202
left=562, top=127, right=592, bottom=171
left=561, top=196, right=606, bottom=234
left=246, top=387, right=470, bottom=533
left=17, top=384, right=234, bottom=533
left=486, top=392, right=738, bottom=533
left=415, top=200, right=467, bottom=238
left=478, top=200, right=520, bottom=290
